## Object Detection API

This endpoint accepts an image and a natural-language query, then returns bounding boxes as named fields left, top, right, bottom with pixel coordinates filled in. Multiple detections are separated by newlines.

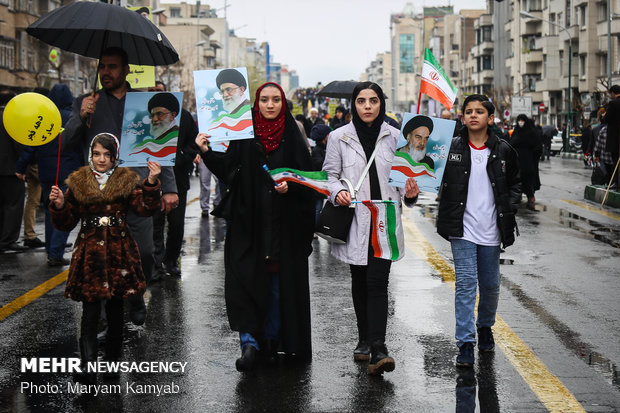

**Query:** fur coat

left=50, top=166, right=161, bottom=302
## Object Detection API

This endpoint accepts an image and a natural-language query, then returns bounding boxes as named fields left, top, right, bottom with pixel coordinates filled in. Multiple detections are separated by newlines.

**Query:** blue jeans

left=240, top=273, right=280, bottom=350
left=450, top=239, right=500, bottom=346
left=42, top=184, right=70, bottom=260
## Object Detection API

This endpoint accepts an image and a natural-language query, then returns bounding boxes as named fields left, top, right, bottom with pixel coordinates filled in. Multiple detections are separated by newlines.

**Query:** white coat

left=322, top=121, right=409, bottom=265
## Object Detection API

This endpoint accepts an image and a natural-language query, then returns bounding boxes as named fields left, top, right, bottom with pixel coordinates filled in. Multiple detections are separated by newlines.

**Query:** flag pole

left=416, top=90, right=422, bottom=114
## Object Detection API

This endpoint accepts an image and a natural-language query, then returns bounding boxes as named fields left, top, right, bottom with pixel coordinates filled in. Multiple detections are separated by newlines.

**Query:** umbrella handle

left=85, top=90, right=96, bottom=128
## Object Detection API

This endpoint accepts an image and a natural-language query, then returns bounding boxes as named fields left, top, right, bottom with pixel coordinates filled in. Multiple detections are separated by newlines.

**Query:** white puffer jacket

left=322, top=122, right=407, bottom=265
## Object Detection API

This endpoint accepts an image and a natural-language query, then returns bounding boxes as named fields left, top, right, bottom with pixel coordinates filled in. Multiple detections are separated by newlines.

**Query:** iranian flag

left=420, top=48, right=458, bottom=110
left=361, top=201, right=401, bottom=261
left=269, top=168, right=330, bottom=196
left=392, top=151, right=435, bottom=178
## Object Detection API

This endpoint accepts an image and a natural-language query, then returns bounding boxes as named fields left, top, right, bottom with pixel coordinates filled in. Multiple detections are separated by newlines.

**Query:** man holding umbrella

left=63, top=47, right=179, bottom=325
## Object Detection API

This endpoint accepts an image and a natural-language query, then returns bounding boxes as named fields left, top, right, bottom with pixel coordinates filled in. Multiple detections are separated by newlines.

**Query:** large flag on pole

left=361, top=200, right=401, bottom=261
left=420, top=48, right=458, bottom=110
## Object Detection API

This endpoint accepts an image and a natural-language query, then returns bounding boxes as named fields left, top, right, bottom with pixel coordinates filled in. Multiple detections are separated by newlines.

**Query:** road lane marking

left=0, top=197, right=203, bottom=322
left=402, top=216, right=586, bottom=413
left=0, top=270, right=68, bottom=322
left=562, top=199, right=620, bottom=221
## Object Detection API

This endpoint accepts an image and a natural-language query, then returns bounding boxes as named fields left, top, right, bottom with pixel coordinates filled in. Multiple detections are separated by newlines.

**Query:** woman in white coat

left=322, top=82, right=420, bottom=375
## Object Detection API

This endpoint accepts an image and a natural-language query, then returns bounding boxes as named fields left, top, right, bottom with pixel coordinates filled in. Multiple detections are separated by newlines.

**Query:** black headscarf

left=351, top=82, right=386, bottom=159
left=350, top=81, right=386, bottom=200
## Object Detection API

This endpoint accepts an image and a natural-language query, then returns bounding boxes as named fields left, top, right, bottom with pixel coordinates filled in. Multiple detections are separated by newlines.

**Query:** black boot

left=235, top=345, right=258, bottom=372
left=353, top=341, right=371, bottom=362
left=73, top=336, right=98, bottom=385
left=101, top=326, right=122, bottom=381
left=127, top=294, right=146, bottom=326
left=261, top=339, right=279, bottom=366
left=368, top=341, right=395, bottom=375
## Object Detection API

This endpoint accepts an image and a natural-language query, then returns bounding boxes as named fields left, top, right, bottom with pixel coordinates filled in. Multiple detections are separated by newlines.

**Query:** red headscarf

left=253, top=82, right=286, bottom=154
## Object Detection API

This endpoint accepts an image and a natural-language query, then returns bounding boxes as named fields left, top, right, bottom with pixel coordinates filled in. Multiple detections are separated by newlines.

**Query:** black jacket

left=437, top=129, right=521, bottom=248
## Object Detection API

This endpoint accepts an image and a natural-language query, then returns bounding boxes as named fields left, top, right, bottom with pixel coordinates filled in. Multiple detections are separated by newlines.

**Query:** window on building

left=578, top=5, right=587, bottom=28
left=565, top=0, right=571, bottom=26
left=527, top=0, right=542, bottom=11
left=0, top=38, right=15, bottom=69
left=579, top=54, right=586, bottom=78
left=481, top=26, right=492, bottom=42
left=549, top=13, right=557, bottom=35
left=482, top=55, right=493, bottom=70
left=399, top=34, right=415, bottom=73
left=543, top=54, right=547, bottom=77
left=170, top=7, right=181, bottom=18
left=559, top=50, right=564, bottom=76
left=597, top=1, right=607, bottom=22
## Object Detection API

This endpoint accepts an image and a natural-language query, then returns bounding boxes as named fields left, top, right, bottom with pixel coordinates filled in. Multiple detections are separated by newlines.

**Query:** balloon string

left=55, top=133, right=61, bottom=187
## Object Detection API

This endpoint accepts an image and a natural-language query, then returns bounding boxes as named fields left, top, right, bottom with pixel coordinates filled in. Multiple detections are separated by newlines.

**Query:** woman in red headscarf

left=196, top=82, right=315, bottom=372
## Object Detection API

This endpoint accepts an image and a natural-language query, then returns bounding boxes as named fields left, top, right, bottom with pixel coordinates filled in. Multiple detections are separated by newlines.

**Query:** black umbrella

left=317, top=80, right=388, bottom=99
left=26, top=1, right=178, bottom=66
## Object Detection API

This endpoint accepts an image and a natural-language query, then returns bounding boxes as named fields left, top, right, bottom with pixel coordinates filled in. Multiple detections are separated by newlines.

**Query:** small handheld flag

left=361, top=200, right=401, bottom=261
left=268, top=168, right=330, bottom=196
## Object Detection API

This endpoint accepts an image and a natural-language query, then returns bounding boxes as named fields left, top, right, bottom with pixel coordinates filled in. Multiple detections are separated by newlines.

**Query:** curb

left=584, top=185, right=620, bottom=208
left=560, top=152, right=583, bottom=160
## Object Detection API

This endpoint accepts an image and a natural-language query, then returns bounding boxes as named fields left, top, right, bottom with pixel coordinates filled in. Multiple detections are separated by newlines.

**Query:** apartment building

left=0, top=0, right=91, bottom=94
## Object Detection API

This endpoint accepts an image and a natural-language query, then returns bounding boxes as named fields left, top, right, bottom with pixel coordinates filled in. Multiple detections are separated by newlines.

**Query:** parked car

left=550, top=133, right=580, bottom=155
left=550, top=134, right=563, bottom=155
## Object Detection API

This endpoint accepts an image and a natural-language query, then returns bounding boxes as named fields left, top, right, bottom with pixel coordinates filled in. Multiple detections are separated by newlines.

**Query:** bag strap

left=353, top=137, right=382, bottom=195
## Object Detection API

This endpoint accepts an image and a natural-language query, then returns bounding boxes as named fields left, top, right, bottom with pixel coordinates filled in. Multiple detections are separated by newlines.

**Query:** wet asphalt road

left=0, top=156, right=619, bottom=412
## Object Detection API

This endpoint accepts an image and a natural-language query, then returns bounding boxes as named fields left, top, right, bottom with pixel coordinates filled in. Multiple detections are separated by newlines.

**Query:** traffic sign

left=539, top=103, right=546, bottom=112
left=511, top=96, right=532, bottom=118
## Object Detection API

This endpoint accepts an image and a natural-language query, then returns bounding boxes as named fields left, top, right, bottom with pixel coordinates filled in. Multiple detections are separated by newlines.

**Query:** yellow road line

left=402, top=216, right=586, bottom=413
left=0, top=196, right=202, bottom=322
left=562, top=199, right=620, bottom=221
left=0, top=270, right=68, bottom=322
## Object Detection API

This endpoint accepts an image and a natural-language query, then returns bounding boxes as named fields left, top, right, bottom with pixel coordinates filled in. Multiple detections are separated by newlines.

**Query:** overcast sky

left=208, top=0, right=487, bottom=87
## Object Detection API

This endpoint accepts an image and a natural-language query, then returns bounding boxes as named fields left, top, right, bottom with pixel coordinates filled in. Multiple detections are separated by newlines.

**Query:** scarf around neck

left=253, top=82, right=287, bottom=154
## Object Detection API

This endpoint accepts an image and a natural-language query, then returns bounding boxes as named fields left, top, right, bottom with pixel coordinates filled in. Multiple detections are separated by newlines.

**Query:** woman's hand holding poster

left=193, top=67, right=253, bottom=152
left=388, top=113, right=455, bottom=193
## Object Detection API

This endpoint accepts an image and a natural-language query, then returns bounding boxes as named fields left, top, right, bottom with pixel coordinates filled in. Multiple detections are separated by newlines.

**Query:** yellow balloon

left=3, top=92, right=62, bottom=146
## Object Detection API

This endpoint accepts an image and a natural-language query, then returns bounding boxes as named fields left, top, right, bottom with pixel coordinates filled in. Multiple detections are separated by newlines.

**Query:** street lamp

left=520, top=10, right=573, bottom=152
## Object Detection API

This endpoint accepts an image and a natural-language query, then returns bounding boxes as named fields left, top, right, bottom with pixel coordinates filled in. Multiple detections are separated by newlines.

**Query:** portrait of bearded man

left=400, top=115, right=435, bottom=170
left=216, top=68, right=250, bottom=115
left=147, top=92, right=180, bottom=141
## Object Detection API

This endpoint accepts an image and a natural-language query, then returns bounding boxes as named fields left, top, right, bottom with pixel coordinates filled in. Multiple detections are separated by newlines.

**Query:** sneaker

left=24, top=237, right=45, bottom=248
left=353, top=341, right=370, bottom=362
left=201, top=210, right=210, bottom=217
left=477, top=327, right=495, bottom=352
left=456, top=342, right=475, bottom=368
left=368, top=341, right=395, bottom=375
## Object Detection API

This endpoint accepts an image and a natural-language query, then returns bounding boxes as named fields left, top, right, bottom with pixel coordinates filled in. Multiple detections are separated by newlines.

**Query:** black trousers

left=0, top=175, right=25, bottom=248
left=81, top=298, right=124, bottom=359
left=153, top=190, right=187, bottom=267
left=350, top=251, right=392, bottom=344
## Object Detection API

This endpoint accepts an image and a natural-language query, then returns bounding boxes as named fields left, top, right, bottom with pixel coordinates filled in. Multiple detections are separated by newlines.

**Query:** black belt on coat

left=81, top=215, right=124, bottom=228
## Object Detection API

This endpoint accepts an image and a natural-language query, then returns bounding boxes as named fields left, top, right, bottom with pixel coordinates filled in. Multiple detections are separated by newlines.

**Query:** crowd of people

left=2, top=44, right=619, bottom=384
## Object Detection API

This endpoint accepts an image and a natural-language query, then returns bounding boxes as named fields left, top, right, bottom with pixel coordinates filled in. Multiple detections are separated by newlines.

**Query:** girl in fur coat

left=49, top=133, right=161, bottom=384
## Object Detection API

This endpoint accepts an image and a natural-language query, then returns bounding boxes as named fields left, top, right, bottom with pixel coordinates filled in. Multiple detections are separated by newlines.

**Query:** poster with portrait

left=388, top=113, right=455, bottom=193
left=118, top=91, right=184, bottom=167
left=193, top=67, right=253, bottom=151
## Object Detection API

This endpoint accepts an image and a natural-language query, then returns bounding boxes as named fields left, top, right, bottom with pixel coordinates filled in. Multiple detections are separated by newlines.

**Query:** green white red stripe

left=209, top=105, right=252, bottom=132
left=269, top=168, right=330, bottom=196
left=130, top=129, right=178, bottom=158
left=392, top=151, right=435, bottom=178
left=361, top=200, right=401, bottom=261
left=420, top=48, right=458, bottom=110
